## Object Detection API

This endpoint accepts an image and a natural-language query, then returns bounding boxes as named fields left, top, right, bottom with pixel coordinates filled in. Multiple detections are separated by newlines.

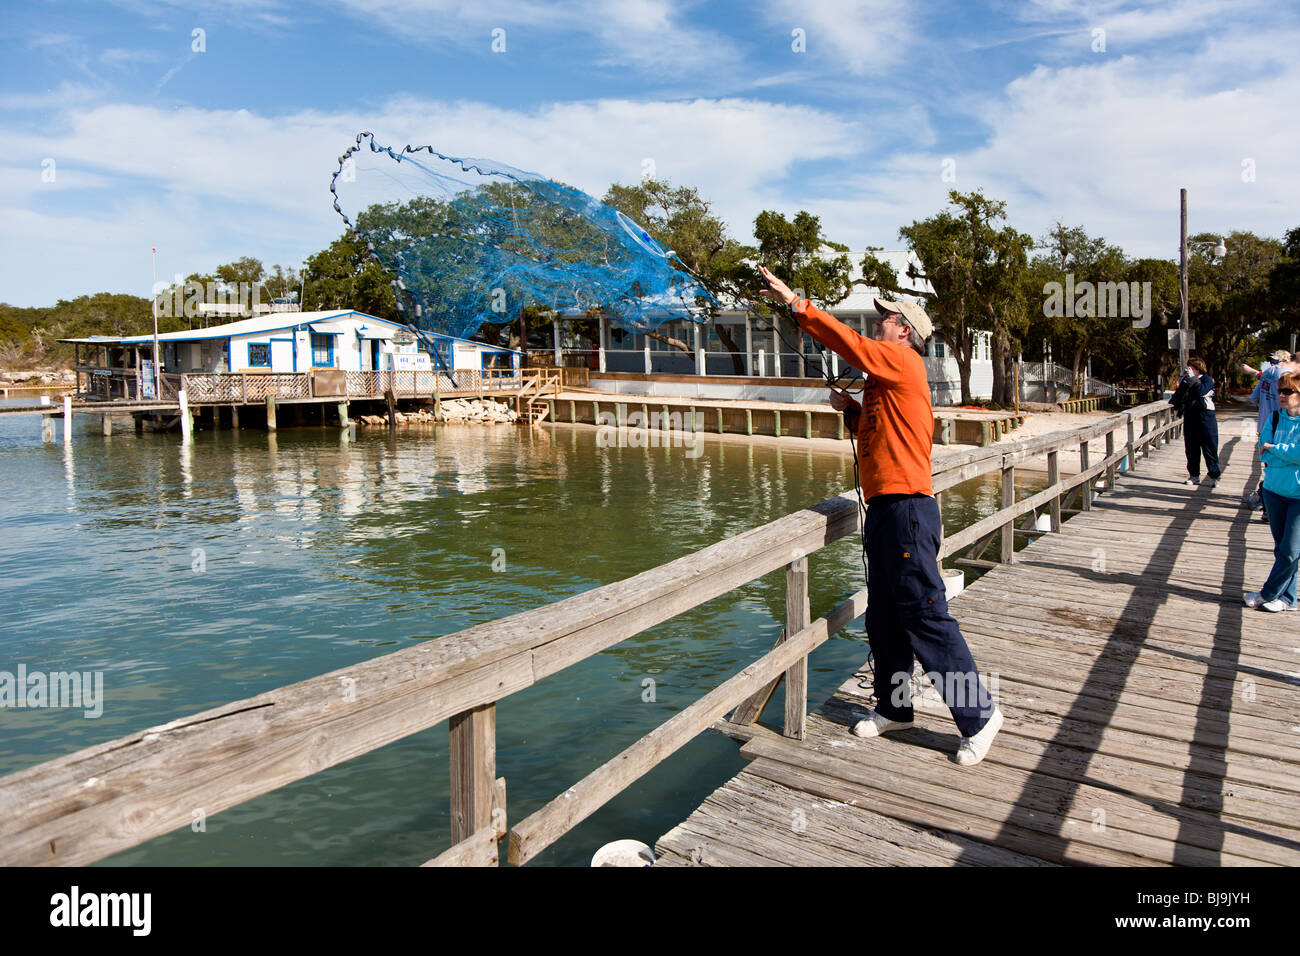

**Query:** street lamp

left=1213, top=237, right=1228, bottom=259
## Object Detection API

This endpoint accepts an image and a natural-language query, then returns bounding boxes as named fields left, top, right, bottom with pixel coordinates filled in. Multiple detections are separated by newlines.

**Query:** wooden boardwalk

left=656, top=418, right=1300, bottom=866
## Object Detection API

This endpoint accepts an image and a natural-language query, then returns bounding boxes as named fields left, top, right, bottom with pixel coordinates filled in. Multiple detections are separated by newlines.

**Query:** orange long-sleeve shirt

left=792, top=299, right=934, bottom=499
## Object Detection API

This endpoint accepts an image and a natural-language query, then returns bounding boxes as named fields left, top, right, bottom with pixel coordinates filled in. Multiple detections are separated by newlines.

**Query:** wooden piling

left=178, top=389, right=193, bottom=442
left=1047, top=450, right=1061, bottom=531
left=784, top=557, right=809, bottom=740
left=1080, top=439, right=1092, bottom=510
left=40, top=397, right=53, bottom=443
left=265, top=396, right=277, bottom=431
left=448, top=704, right=497, bottom=851
left=1000, top=465, right=1015, bottom=563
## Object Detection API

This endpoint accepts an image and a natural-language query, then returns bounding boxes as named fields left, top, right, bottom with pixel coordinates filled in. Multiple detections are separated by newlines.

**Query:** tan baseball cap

left=873, top=297, right=933, bottom=341
left=1270, top=349, right=1292, bottom=362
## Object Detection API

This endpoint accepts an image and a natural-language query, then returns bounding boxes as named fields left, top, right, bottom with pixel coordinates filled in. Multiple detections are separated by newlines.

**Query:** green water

left=0, top=406, right=1020, bottom=866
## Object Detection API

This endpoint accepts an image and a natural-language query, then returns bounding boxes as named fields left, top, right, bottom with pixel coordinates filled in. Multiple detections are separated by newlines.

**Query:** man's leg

left=881, top=496, right=994, bottom=738
left=865, top=499, right=916, bottom=722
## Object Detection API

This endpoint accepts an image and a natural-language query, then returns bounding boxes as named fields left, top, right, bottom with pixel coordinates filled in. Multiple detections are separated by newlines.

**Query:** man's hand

left=828, top=388, right=851, bottom=411
left=758, top=265, right=798, bottom=307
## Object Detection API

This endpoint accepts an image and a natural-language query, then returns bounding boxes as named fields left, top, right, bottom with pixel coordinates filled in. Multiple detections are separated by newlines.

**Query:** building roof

left=60, top=311, right=410, bottom=346
left=60, top=311, right=524, bottom=353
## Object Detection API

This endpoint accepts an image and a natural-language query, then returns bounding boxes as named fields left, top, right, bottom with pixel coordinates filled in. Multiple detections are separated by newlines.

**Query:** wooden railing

left=182, top=372, right=311, bottom=402
left=172, top=369, right=529, bottom=403
left=0, top=401, right=1178, bottom=867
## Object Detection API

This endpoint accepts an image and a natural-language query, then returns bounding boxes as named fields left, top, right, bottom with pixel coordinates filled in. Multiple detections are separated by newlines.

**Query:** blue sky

left=2, top=0, right=1298, bottom=306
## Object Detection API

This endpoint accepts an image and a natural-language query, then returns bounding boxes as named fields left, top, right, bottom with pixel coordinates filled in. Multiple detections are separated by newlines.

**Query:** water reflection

left=0, top=414, right=1036, bottom=866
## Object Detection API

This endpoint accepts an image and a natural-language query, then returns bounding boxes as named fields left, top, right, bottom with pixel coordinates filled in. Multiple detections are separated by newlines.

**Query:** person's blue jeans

left=864, top=493, right=994, bottom=737
left=1260, top=489, right=1300, bottom=607
left=1184, top=411, right=1221, bottom=479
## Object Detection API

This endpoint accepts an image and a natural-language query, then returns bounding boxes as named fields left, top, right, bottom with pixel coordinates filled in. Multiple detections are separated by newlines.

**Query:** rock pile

left=439, top=399, right=519, bottom=424
left=0, top=368, right=76, bottom=386
left=355, top=399, right=519, bottom=427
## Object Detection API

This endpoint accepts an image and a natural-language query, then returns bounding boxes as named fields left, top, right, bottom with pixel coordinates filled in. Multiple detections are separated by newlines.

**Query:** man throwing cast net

left=758, top=266, right=1003, bottom=766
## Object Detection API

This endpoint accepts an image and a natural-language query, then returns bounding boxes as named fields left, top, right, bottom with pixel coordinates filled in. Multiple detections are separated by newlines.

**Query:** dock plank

left=657, top=415, right=1300, bottom=866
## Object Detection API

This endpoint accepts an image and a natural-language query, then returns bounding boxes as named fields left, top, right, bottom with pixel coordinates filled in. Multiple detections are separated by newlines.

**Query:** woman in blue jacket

left=1246, top=371, right=1300, bottom=612
left=1170, top=357, right=1221, bottom=487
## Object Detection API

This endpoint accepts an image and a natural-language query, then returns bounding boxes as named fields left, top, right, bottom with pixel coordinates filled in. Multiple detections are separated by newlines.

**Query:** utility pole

left=151, top=247, right=161, bottom=399
left=1178, top=189, right=1189, bottom=373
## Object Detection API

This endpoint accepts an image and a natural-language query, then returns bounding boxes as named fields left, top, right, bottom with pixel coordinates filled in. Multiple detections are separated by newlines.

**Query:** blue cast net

left=330, top=132, right=716, bottom=340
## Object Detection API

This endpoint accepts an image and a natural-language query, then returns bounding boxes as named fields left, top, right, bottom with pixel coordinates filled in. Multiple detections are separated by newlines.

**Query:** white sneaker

left=1204, top=478, right=1218, bottom=488
left=851, top=711, right=914, bottom=737
left=1262, top=599, right=1297, bottom=612
left=1184, top=477, right=1199, bottom=486
left=955, top=708, right=1004, bottom=766
left=1244, top=592, right=1266, bottom=608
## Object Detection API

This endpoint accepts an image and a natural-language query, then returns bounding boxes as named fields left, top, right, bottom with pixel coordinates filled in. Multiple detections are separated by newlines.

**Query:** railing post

left=1000, top=462, right=1015, bottom=563
left=1141, top=414, right=1150, bottom=457
left=1079, top=439, right=1092, bottom=511
left=1105, top=430, right=1116, bottom=489
left=1124, top=415, right=1135, bottom=472
left=1047, top=450, right=1061, bottom=531
left=448, top=704, right=497, bottom=858
left=784, top=556, right=809, bottom=739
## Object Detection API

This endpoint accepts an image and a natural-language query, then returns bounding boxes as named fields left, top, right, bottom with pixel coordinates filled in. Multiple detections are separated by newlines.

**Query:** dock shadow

left=963, top=437, right=1259, bottom=864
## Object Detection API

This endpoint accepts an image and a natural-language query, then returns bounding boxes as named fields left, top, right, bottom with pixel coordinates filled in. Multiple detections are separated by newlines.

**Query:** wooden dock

left=655, top=413, right=1300, bottom=867
left=5, top=399, right=1294, bottom=868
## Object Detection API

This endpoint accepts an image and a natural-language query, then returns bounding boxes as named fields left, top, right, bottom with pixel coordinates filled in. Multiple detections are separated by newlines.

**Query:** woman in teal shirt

left=1247, top=371, right=1300, bottom=612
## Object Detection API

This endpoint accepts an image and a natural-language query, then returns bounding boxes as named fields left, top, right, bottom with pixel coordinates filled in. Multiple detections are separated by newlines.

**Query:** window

left=311, top=333, right=334, bottom=368
left=933, top=338, right=946, bottom=359
left=248, top=342, right=271, bottom=367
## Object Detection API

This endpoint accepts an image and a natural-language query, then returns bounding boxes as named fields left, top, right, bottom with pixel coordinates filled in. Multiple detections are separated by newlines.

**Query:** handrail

left=0, top=399, right=1179, bottom=867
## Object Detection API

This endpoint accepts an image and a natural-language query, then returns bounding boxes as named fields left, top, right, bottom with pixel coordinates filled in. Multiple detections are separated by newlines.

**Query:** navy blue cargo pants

left=865, top=493, right=995, bottom=738
left=1183, top=409, right=1221, bottom=480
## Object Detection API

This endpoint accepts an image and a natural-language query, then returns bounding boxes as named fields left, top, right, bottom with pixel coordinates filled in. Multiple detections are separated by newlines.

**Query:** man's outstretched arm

left=757, top=265, right=914, bottom=386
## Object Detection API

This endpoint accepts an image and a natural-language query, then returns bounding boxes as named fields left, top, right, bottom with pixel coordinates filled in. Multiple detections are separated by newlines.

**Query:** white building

left=104, top=310, right=518, bottom=375
left=66, top=310, right=522, bottom=401
left=127, top=310, right=425, bottom=374
left=590, top=250, right=994, bottom=402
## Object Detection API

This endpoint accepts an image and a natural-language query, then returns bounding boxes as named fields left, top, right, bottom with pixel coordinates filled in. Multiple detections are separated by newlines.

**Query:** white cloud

left=0, top=96, right=860, bottom=304
left=804, top=36, right=1300, bottom=257
left=762, top=0, right=917, bottom=75
left=320, top=0, right=746, bottom=75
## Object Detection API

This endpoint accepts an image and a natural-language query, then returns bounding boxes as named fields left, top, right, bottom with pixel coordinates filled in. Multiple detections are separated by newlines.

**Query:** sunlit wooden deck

left=657, top=415, right=1300, bottom=866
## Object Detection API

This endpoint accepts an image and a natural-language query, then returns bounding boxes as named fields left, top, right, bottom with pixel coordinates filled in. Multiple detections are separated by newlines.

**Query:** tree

left=1187, top=230, right=1284, bottom=386
left=752, top=210, right=852, bottom=378
left=1267, top=226, right=1300, bottom=352
left=899, top=191, right=1033, bottom=406
left=1123, top=257, right=1181, bottom=385
left=0, top=293, right=165, bottom=368
left=303, top=232, right=400, bottom=320
left=896, top=212, right=977, bottom=403
left=603, top=178, right=754, bottom=372
left=1026, top=223, right=1133, bottom=398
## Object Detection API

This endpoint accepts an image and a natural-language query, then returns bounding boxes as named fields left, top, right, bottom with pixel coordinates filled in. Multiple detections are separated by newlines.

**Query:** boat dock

left=2, top=400, right=1293, bottom=867
left=656, top=410, right=1299, bottom=866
